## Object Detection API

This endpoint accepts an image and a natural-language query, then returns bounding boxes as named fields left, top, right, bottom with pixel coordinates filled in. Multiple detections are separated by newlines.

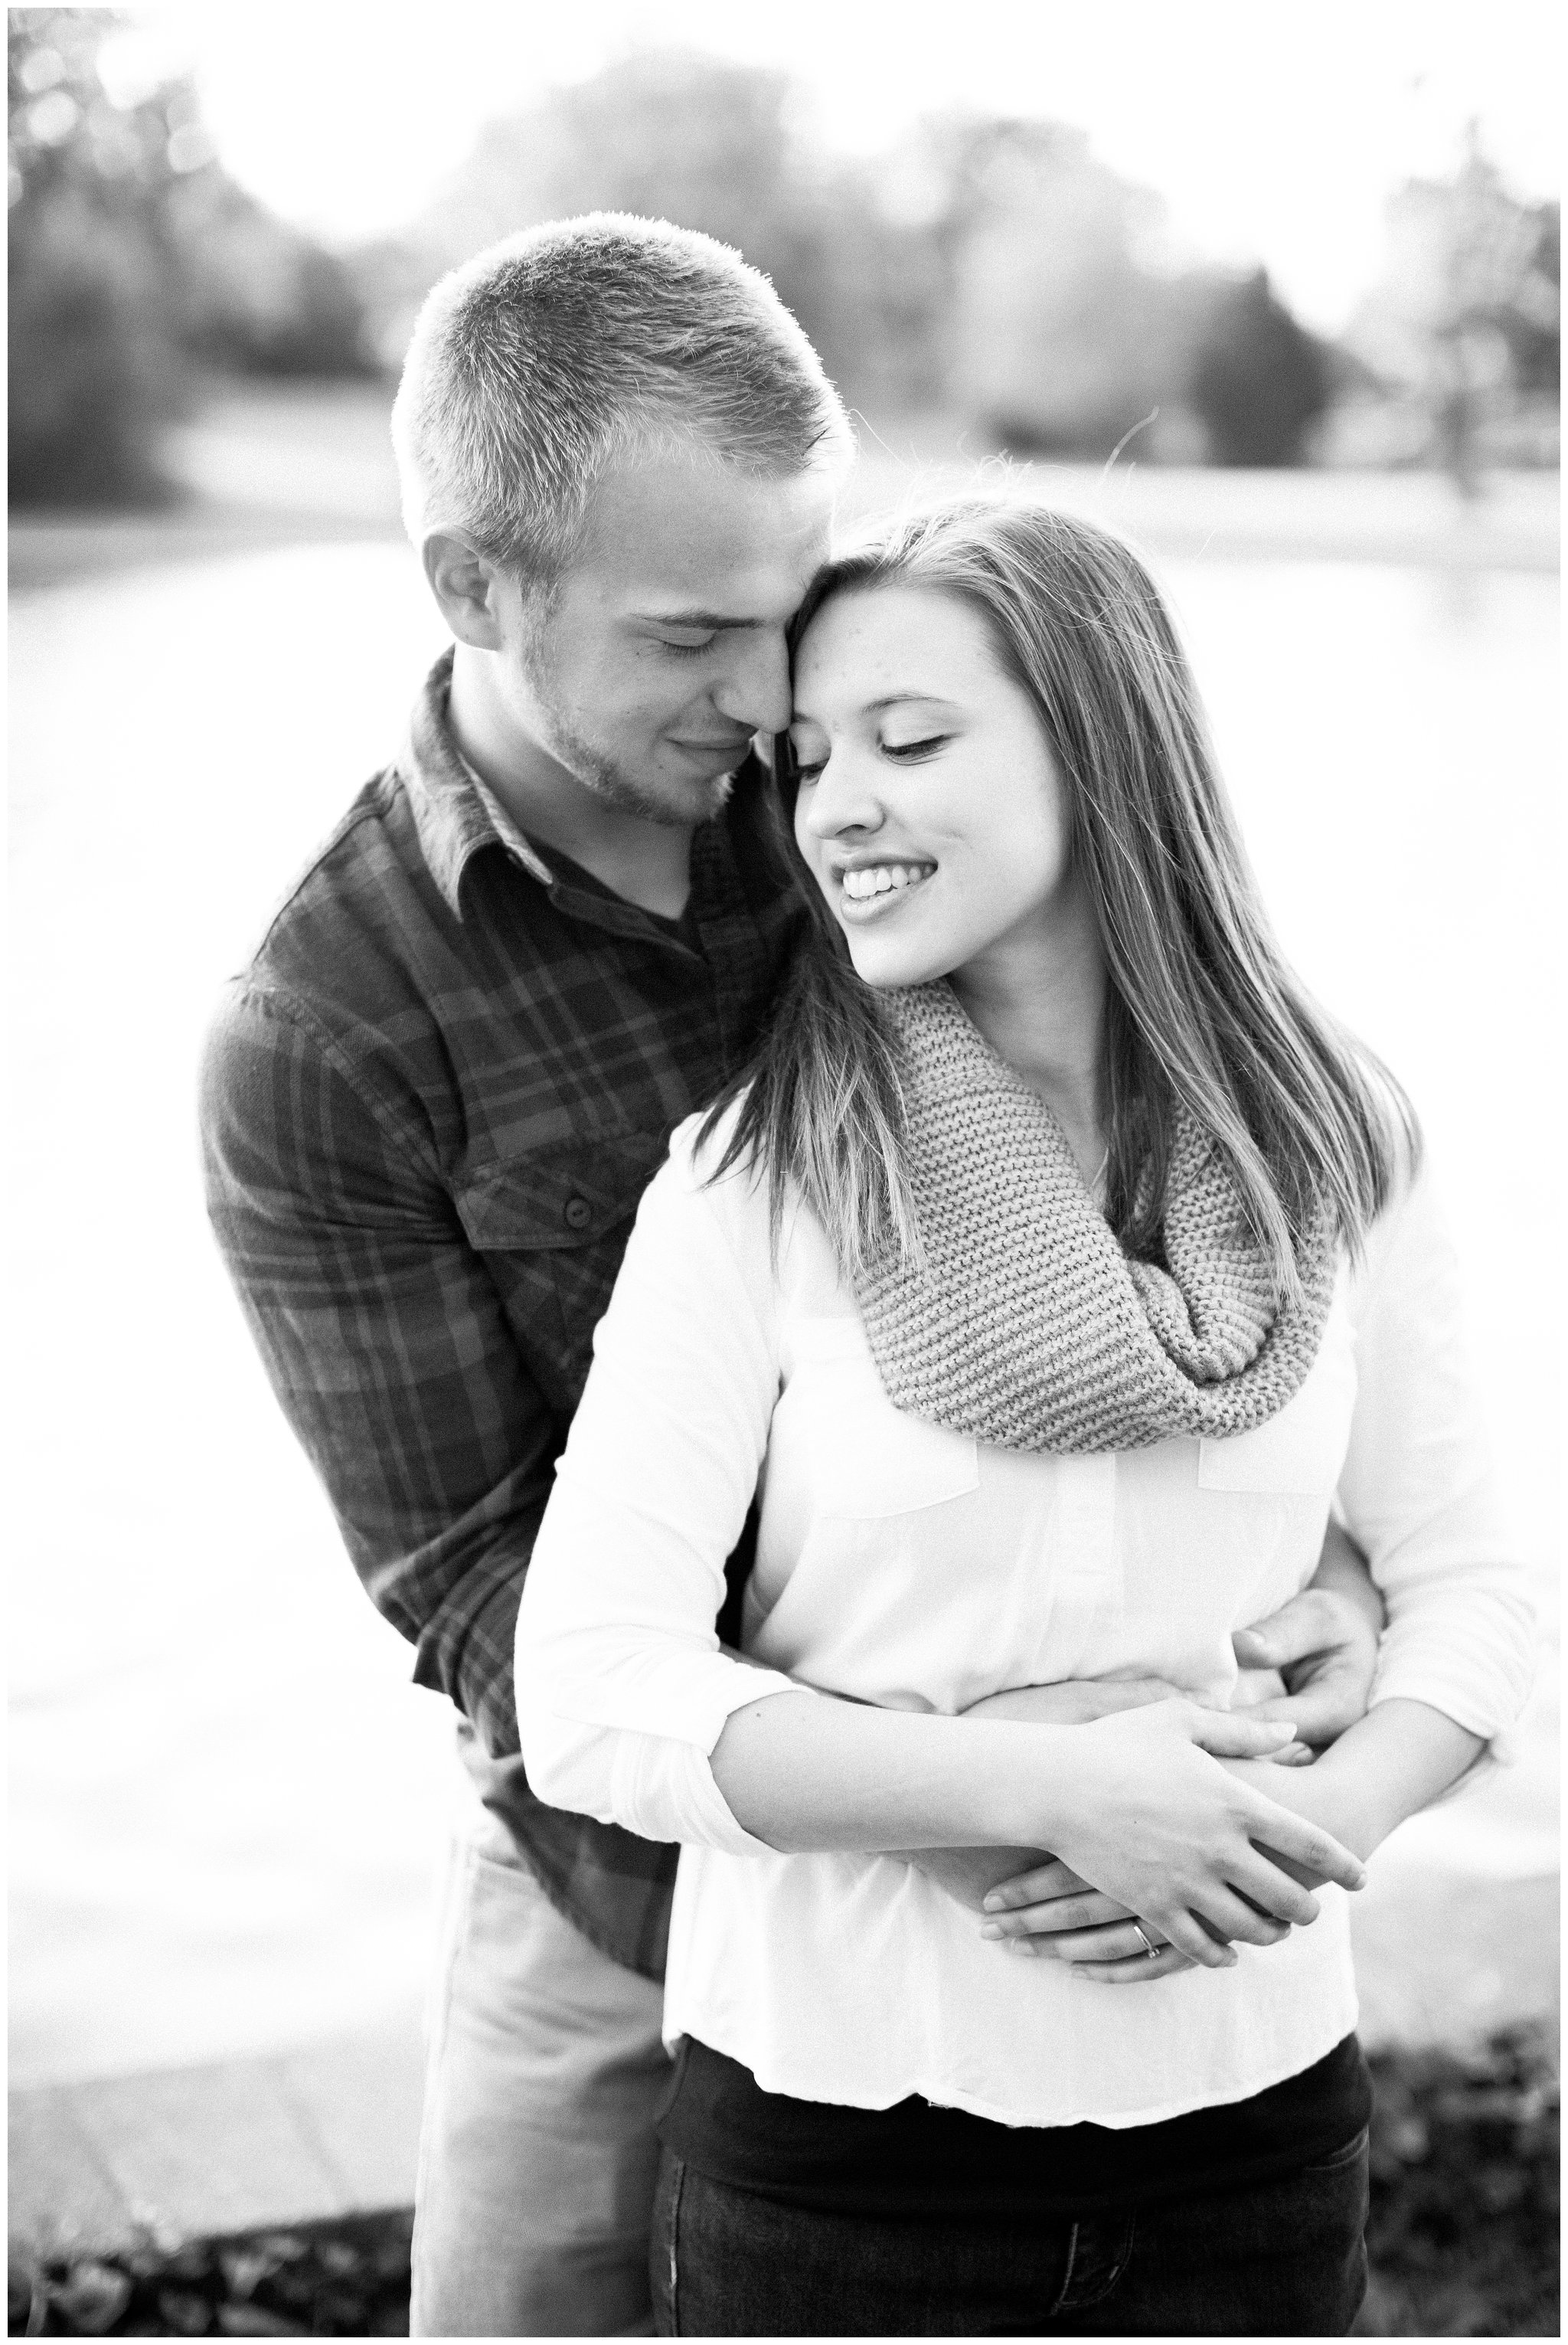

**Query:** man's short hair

left=392, top=212, right=853, bottom=587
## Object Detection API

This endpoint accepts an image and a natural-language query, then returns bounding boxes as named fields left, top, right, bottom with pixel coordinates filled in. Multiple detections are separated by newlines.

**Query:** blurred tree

left=926, top=117, right=1179, bottom=460
left=181, top=185, right=374, bottom=378
left=374, top=56, right=1348, bottom=470
left=386, top=50, right=946, bottom=415
left=8, top=7, right=196, bottom=500
left=9, top=7, right=373, bottom=506
left=1187, top=269, right=1334, bottom=466
left=923, top=120, right=1337, bottom=466
left=1343, top=127, right=1560, bottom=482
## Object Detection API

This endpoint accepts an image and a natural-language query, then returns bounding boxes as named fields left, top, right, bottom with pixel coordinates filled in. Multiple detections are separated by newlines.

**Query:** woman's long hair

left=704, top=499, right=1416, bottom=1299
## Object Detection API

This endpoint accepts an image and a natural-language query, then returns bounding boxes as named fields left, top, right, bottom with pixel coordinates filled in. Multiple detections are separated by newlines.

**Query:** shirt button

left=563, top=1196, right=593, bottom=1231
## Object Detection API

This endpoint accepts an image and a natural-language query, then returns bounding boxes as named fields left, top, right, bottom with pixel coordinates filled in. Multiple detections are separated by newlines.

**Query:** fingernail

left=982, top=1893, right=1003, bottom=1912
left=980, top=1923, right=1001, bottom=1939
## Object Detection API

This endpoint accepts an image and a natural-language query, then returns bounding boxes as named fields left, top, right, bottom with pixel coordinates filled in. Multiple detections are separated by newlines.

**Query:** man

left=201, top=214, right=1380, bottom=2337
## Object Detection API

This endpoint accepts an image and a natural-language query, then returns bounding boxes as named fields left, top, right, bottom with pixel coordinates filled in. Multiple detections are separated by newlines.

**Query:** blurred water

left=7, top=538, right=1558, bottom=2085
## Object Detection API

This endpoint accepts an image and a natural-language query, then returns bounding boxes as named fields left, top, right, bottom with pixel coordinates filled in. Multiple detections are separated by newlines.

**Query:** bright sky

left=108, top=0, right=1562, bottom=332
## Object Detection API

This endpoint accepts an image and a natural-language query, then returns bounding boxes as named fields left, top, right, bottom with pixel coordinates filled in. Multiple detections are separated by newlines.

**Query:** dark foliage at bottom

left=8, top=2213, right=413, bottom=2339
left=1355, top=2026, right=1558, bottom=2337
left=10, top=2029, right=1557, bottom=2337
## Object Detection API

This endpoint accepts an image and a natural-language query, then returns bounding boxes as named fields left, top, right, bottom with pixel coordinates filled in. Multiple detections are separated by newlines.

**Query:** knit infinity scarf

left=851, top=983, right=1337, bottom=1455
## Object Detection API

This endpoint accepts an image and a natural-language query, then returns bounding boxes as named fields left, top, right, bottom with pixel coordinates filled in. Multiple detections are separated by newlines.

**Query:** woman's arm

left=980, top=1696, right=1485, bottom=1981
left=710, top=1687, right=1366, bottom=1971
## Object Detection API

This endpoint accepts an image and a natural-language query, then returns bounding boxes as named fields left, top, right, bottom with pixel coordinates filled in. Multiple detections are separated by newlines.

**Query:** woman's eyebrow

left=789, top=692, right=960, bottom=725
left=862, top=692, right=960, bottom=715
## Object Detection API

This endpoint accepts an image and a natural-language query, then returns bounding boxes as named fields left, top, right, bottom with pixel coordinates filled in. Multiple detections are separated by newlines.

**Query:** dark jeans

left=651, top=2127, right=1370, bottom=2337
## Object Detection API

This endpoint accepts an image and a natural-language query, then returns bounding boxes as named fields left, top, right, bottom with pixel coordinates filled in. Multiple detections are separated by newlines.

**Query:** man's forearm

left=1306, top=1517, right=1384, bottom=1637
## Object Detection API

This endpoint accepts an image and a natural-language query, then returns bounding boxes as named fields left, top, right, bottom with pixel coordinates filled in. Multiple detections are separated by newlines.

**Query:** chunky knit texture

left=853, top=983, right=1337, bottom=1454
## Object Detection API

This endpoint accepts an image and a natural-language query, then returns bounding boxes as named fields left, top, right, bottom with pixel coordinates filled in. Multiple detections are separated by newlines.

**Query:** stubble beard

left=522, top=646, right=735, bottom=830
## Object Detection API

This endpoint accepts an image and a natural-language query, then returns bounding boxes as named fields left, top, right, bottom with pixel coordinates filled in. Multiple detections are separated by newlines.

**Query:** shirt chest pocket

left=1196, top=1332, right=1357, bottom=1497
left=787, top=1316, right=981, bottom=1519
left=456, top=1134, right=668, bottom=1400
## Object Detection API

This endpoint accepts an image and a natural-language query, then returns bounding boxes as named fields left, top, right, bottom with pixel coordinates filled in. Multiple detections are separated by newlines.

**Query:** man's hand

left=1231, top=1591, right=1378, bottom=1748
left=888, top=1845, right=1052, bottom=1912
left=977, top=1854, right=1199, bottom=1981
left=1233, top=1519, right=1383, bottom=1748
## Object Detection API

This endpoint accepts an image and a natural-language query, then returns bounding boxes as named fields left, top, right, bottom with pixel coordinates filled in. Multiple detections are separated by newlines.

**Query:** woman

left=515, top=502, right=1533, bottom=2336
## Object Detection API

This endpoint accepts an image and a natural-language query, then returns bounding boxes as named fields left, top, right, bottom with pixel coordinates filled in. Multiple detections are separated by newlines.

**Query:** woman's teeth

left=840, top=863, right=933, bottom=901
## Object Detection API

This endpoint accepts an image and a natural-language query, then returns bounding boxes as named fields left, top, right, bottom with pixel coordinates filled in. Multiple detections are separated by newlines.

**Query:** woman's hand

left=905, top=1675, right=1314, bottom=1911
left=1008, top=1698, right=1366, bottom=1973
left=963, top=1671, right=1312, bottom=1760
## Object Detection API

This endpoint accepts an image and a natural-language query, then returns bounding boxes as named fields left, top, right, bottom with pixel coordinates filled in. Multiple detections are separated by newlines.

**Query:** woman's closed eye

left=792, top=734, right=950, bottom=784
left=787, top=727, right=946, bottom=783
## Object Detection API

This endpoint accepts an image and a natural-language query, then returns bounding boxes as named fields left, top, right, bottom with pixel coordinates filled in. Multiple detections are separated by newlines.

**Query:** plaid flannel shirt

left=200, top=649, right=803, bottom=1978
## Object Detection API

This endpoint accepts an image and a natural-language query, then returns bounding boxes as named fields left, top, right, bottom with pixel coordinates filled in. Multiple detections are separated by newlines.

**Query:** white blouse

left=515, top=1116, right=1534, bottom=2131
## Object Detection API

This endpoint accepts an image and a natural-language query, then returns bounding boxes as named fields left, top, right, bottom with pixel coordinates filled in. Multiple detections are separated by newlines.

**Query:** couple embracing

left=203, top=216, right=1533, bottom=2338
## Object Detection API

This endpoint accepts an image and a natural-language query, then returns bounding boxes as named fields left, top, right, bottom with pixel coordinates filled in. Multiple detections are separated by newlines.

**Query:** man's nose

left=712, top=630, right=792, bottom=738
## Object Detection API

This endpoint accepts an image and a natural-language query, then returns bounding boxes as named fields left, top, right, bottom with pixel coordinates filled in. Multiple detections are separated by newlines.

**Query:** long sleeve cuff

left=518, top=1640, right=804, bottom=1852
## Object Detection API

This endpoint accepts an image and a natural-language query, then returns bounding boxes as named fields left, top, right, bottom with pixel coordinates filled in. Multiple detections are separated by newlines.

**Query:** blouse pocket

left=789, top=1316, right=981, bottom=1519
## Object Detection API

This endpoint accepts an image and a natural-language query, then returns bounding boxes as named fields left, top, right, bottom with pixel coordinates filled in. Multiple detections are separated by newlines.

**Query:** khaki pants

left=410, top=1803, right=671, bottom=2337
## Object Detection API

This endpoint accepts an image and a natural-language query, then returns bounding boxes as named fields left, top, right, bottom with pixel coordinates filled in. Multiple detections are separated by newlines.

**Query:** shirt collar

left=400, top=644, right=774, bottom=934
left=400, top=647, right=555, bottom=917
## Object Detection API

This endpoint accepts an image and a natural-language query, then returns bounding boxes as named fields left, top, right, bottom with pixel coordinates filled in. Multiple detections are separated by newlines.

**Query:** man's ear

left=423, top=533, right=506, bottom=649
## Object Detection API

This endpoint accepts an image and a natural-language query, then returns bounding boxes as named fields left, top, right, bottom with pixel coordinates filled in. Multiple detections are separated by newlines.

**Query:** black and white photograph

left=8, top=2, right=1560, bottom=2335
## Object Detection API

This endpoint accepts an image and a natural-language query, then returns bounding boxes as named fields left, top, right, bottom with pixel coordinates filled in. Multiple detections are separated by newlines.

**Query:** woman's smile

left=832, top=856, right=938, bottom=919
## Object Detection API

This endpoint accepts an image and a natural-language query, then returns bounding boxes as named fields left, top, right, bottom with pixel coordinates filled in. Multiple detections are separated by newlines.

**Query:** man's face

left=494, top=450, right=837, bottom=826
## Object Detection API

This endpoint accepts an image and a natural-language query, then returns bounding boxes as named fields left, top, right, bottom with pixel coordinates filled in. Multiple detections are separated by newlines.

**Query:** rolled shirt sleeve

left=1339, top=1156, right=1536, bottom=1753
left=516, top=1118, right=801, bottom=1853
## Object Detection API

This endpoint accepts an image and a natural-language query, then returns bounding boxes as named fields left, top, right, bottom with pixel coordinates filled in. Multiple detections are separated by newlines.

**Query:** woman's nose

left=799, top=752, right=885, bottom=840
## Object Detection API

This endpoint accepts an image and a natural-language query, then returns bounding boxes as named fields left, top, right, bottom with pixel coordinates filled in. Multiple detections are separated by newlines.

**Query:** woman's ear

left=423, top=533, right=505, bottom=649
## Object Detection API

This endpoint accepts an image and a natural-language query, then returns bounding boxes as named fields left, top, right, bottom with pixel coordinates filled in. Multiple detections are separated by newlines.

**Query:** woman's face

left=789, top=583, right=1076, bottom=991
